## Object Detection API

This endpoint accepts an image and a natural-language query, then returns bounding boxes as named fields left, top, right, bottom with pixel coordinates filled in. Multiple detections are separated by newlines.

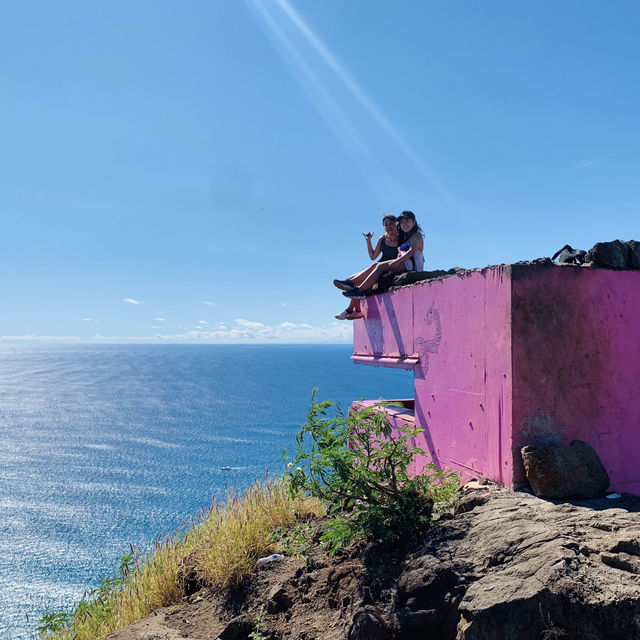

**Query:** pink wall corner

left=483, top=267, right=514, bottom=486
left=353, top=287, right=415, bottom=363
left=511, top=266, right=640, bottom=492
left=410, top=267, right=513, bottom=484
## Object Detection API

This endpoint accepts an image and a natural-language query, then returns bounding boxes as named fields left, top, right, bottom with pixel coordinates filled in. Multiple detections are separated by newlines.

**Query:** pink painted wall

left=511, top=265, right=640, bottom=493
left=353, top=268, right=513, bottom=484
left=352, top=286, right=416, bottom=369
left=352, top=265, right=640, bottom=492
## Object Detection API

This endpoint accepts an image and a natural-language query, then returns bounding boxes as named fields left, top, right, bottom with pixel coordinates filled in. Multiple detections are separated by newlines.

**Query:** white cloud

left=136, top=317, right=351, bottom=344
left=201, top=300, right=216, bottom=306
left=570, top=153, right=614, bottom=171
left=154, top=317, right=166, bottom=322
left=92, top=333, right=127, bottom=340
left=81, top=318, right=99, bottom=324
left=280, top=302, right=295, bottom=308
left=197, top=320, right=208, bottom=325
left=151, top=325, right=162, bottom=329
left=0, top=318, right=352, bottom=345
left=123, top=298, right=142, bottom=305
left=0, top=334, right=82, bottom=342
left=236, top=318, right=266, bottom=329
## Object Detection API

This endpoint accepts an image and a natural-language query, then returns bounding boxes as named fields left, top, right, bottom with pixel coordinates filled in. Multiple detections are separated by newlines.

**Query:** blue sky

left=2, top=0, right=639, bottom=343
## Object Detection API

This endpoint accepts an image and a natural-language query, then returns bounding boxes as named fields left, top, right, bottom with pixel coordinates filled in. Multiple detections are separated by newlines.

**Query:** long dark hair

left=398, top=210, right=422, bottom=243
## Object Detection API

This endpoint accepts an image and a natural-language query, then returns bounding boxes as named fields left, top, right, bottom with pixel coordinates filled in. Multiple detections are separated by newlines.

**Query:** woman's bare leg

left=348, top=263, right=378, bottom=286
left=337, top=300, right=360, bottom=317
left=357, top=260, right=408, bottom=292
left=357, top=262, right=391, bottom=291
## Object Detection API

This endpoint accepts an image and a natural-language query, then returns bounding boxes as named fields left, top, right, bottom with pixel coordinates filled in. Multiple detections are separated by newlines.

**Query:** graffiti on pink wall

left=352, top=264, right=640, bottom=493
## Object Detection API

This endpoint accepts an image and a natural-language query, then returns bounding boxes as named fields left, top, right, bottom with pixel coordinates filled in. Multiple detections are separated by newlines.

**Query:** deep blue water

left=0, top=344, right=412, bottom=639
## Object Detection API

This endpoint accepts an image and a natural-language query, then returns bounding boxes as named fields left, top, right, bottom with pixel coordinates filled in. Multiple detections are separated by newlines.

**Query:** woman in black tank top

left=365, top=215, right=400, bottom=262
left=335, top=216, right=399, bottom=320
left=378, top=236, right=399, bottom=261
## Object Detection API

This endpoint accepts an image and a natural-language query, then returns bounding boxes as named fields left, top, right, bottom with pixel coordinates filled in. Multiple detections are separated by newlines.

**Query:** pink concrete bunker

left=350, top=262, right=640, bottom=493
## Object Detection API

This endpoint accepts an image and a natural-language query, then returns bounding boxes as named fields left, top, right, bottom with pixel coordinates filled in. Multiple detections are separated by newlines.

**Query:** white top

left=406, top=250, right=424, bottom=272
left=401, top=233, right=424, bottom=272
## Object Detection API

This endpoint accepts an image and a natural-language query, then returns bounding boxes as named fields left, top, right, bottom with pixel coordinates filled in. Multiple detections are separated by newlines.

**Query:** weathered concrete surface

left=352, top=262, right=640, bottom=493
left=521, top=440, right=610, bottom=499
left=510, top=265, right=640, bottom=492
left=106, top=484, right=640, bottom=640
left=354, top=267, right=514, bottom=485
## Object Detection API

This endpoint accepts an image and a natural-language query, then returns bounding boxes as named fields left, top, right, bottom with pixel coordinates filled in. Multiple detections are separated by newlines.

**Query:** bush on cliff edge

left=285, top=392, right=459, bottom=553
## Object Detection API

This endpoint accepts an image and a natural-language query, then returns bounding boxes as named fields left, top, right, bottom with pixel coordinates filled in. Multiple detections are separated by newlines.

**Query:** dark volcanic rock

left=628, top=240, right=640, bottom=269
left=107, top=486, right=640, bottom=640
left=266, top=584, right=292, bottom=613
left=585, top=240, right=629, bottom=268
left=395, top=556, right=461, bottom=638
left=348, top=605, right=391, bottom=640
left=215, top=616, right=254, bottom=639
left=392, top=269, right=457, bottom=287
left=372, top=268, right=463, bottom=295
left=176, top=550, right=206, bottom=597
left=521, top=439, right=610, bottom=499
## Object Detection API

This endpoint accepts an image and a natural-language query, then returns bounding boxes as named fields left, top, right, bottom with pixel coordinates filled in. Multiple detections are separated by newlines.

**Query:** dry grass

left=40, top=478, right=324, bottom=640
left=194, top=480, right=321, bottom=589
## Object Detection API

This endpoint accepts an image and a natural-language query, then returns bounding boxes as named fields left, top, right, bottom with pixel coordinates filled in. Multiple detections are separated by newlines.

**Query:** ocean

left=0, top=344, right=412, bottom=639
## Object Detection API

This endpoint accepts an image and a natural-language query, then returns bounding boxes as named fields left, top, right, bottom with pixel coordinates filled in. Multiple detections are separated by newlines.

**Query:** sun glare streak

left=274, top=0, right=456, bottom=206
left=249, top=0, right=404, bottom=202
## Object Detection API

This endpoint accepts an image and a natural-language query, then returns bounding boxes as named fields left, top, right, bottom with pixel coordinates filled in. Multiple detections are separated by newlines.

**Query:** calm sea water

left=0, top=344, right=412, bottom=639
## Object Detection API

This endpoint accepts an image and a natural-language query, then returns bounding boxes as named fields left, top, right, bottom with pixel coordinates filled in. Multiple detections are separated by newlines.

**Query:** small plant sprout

left=248, top=604, right=269, bottom=640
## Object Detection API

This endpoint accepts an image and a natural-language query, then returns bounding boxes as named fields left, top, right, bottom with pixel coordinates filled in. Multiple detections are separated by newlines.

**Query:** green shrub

left=286, top=392, right=459, bottom=552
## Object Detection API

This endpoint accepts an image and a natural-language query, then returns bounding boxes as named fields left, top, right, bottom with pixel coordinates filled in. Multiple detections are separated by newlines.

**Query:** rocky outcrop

left=107, top=483, right=640, bottom=640
left=373, top=268, right=462, bottom=295
left=521, top=440, right=610, bottom=499
left=585, top=240, right=639, bottom=269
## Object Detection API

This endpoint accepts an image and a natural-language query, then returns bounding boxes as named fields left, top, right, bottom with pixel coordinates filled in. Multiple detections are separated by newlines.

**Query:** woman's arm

left=369, top=236, right=383, bottom=260
left=364, top=232, right=383, bottom=260
left=389, top=234, right=423, bottom=268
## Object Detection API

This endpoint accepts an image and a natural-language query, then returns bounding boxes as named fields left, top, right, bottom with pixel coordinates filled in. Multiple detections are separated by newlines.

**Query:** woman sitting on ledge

left=335, top=214, right=399, bottom=320
left=334, top=211, right=424, bottom=300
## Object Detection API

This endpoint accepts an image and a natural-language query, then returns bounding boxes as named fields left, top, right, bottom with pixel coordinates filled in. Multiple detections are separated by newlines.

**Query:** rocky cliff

left=106, top=480, right=640, bottom=640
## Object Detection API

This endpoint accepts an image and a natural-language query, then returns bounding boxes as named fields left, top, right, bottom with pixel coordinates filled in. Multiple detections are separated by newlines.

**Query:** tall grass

left=39, top=479, right=324, bottom=640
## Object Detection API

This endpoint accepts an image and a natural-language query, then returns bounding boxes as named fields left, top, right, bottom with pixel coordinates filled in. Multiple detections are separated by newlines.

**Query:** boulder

left=585, top=240, right=629, bottom=268
left=348, top=605, right=391, bottom=640
left=521, top=439, right=610, bottom=499
left=628, top=240, right=640, bottom=269
left=266, top=584, right=292, bottom=613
